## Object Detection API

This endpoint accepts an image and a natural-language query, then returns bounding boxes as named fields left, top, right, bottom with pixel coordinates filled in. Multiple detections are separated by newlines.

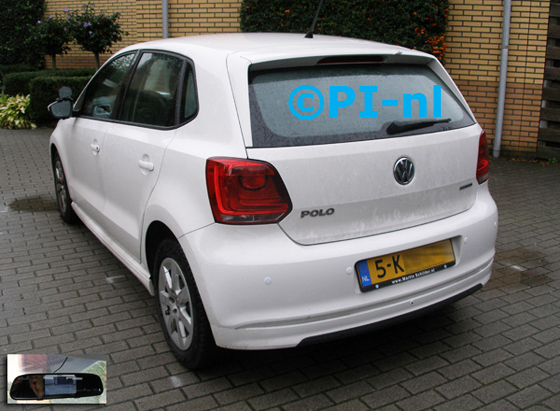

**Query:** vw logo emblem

left=394, top=157, right=415, bottom=185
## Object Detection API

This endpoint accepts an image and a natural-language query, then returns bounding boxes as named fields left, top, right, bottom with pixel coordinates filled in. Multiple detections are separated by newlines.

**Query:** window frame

left=75, top=49, right=199, bottom=130
left=75, top=51, right=138, bottom=121
left=248, top=63, right=476, bottom=148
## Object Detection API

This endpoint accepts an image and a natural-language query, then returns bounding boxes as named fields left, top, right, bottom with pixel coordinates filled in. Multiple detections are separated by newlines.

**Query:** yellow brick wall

left=167, top=0, right=242, bottom=37
left=446, top=0, right=550, bottom=157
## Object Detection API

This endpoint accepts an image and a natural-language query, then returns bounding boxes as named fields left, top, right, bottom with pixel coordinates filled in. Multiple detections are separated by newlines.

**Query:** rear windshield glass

left=249, top=64, right=475, bottom=148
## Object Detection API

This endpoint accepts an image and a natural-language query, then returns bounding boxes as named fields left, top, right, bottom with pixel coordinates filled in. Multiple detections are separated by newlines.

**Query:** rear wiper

left=387, top=118, right=451, bottom=135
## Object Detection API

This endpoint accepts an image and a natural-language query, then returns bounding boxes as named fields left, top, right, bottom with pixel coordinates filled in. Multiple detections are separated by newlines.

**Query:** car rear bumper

left=180, top=186, right=498, bottom=350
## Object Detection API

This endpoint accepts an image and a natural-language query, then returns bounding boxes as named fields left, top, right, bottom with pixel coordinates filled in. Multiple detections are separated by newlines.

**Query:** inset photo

left=7, top=354, right=107, bottom=405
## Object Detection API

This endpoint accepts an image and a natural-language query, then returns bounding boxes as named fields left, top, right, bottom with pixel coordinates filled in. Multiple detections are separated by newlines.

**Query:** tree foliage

left=240, top=0, right=449, bottom=61
left=0, top=0, right=45, bottom=67
left=67, top=2, right=128, bottom=69
left=33, top=14, right=73, bottom=69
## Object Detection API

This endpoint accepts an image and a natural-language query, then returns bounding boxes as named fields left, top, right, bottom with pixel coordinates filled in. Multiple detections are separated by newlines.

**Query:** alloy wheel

left=158, top=257, right=194, bottom=350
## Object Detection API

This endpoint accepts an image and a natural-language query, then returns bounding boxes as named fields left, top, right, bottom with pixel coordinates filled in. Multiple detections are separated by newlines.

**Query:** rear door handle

left=138, top=160, right=154, bottom=171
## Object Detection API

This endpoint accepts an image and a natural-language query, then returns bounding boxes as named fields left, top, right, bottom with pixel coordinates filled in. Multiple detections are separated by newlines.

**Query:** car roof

left=118, top=32, right=428, bottom=64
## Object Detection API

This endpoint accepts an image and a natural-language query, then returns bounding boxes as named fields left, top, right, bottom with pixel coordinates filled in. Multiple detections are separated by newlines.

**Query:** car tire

left=154, top=238, right=217, bottom=369
left=52, top=153, right=79, bottom=224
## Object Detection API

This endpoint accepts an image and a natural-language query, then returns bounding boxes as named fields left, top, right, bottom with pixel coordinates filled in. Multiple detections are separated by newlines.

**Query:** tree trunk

left=51, top=55, right=57, bottom=70
left=94, top=52, right=100, bottom=70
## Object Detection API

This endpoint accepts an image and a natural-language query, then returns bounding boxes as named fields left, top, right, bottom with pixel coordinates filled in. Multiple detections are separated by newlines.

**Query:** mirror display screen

left=44, top=375, right=78, bottom=395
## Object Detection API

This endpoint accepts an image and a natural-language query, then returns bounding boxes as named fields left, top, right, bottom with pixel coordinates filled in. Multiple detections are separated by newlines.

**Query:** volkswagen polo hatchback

left=49, top=33, right=498, bottom=369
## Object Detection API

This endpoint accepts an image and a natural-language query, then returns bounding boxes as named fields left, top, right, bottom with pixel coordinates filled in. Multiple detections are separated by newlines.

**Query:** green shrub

left=3, top=68, right=95, bottom=96
left=0, top=94, right=36, bottom=129
left=240, top=0, right=449, bottom=61
left=29, top=76, right=90, bottom=125
left=0, top=64, right=38, bottom=89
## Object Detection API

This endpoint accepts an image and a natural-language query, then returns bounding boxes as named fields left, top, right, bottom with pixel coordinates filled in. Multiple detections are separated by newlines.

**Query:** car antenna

left=305, top=0, right=325, bottom=39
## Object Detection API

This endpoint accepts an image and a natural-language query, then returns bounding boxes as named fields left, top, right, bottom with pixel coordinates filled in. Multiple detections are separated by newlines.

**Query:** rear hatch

left=243, top=57, right=480, bottom=245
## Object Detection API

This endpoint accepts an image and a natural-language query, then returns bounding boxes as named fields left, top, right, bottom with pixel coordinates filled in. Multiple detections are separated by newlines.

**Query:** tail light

left=206, top=157, right=292, bottom=224
left=476, top=130, right=490, bottom=184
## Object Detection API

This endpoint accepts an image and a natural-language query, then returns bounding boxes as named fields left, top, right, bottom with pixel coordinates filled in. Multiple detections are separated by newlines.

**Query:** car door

left=63, top=53, right=136, bottom=222
left=97, top=52, right=190, bottom=261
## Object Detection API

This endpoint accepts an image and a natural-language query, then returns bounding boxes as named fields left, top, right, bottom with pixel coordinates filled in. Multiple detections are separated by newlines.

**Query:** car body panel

left=180, top=184, right=497, bottom=349
left=249, top=125, right=480, bottom=245
left=97, top=123, right=175, bottom=260
left=51, top=118, right=109, bottom=223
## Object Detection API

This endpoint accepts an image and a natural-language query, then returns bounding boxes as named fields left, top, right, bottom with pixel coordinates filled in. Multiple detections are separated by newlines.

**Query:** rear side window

left=120, top=52, right=185, bottom=127
left=249, top=64, right=475, bottom=148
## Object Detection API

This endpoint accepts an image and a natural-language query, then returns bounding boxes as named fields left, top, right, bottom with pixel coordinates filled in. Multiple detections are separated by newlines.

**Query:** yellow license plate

left=356, top=240, right=455, bottom=291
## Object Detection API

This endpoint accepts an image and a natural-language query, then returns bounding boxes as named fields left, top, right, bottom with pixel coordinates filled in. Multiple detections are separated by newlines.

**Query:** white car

left=49, top=33, right=498, bottom=369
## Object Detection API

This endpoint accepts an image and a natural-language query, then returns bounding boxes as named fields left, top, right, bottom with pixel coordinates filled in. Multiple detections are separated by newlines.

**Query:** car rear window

left=249, top=64, right=475, bottom=148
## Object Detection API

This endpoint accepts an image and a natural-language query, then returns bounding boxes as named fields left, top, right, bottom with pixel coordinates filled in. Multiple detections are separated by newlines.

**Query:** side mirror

left=48, top=99, right=73, bottom=119
left=10, top=373, right=103, bottom=400
left=48, top=86, right=74, bottom=120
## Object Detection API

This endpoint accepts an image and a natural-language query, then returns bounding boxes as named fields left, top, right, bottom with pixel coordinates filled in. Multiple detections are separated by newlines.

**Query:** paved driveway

left=1, top=128, right=560, bottom=410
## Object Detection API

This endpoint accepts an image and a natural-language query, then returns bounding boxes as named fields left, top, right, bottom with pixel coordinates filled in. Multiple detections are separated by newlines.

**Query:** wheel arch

left=145, top=220, right=177, bottom=281
left=50, top=143, right=59, bottom=161
left=50, top=143, right=63, bottom=168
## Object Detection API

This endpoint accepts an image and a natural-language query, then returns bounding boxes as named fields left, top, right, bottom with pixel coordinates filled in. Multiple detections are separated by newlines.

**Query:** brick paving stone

left=405, top=355, right=450, bottom=376
left=472, top=348, right=515, bottom=367
left=434, top=394, right=484, bottom=411
left=293, top=375, right=340, bottom=398
left=122, top=366, right=170, bottom=386
left=505, top=352, right=547, bottom=372
left=324, top=399, right=371, bottom=411
left=544, top=394, right=560, bottom=410
left=228, top=365, right=278, bottom=387
left=259, top=371, right=308, bottom=392
left=438, top=359, right=483, bottom=380
left=538, top=357, right=560, bottom=375
left=507, top=384, right=554, bottom=409
left=325, top=380, right=374, bottom=404
left=400, top=371, right=448, bottom=395
left=472, top=380, right=518, bottom=404
left=134, top=389, right=186, bottom=411
left=110, top=382, right=154, bottom=404
left=183, top=377, right=234, bottom=399
left=367, top=367, right=414, bottom=390
left=209, top=403, right=253, bottom=411
left=213, top=383, right=264, bottom=406
left=362, top=385, right=410, bottom=409
left=435, top=375, right=482, bottom=400
left=150, top=372, right=200, bottom=394
left=535, top=340, right=560, bottom=359
left=397, top=390, right=446, bottom=411
left=472, top=362, right=517, bottom=385
left=282, top=393, right=335, bottom=411
left=477, top=400, right=518, bottom=411
left=537, top=373, right=560, bottom=393
left=247, top=388, right=299, bottom=410
left=334, top=364, right=379, bottom=384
